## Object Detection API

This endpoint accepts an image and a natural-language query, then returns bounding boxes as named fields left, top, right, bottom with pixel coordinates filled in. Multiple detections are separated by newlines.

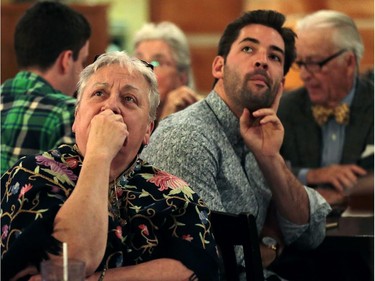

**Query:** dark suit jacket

left=278, top=77, right=374, bottom=178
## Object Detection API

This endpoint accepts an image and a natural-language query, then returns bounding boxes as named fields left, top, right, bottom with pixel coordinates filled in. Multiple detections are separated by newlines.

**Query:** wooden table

left=314, top=216, right=374, bottom=281
left=274, top=216, right=375, bottom=281
left=347, top=171, right=374, bottom=211
left=272, top=175, right=374, bottom=281
left=318, top=176, right=374, bottom=281
left=323, top=216, right=374, bottom=255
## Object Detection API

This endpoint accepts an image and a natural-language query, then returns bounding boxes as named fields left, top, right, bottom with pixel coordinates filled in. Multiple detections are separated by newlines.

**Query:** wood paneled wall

left=150, top=0, right=244, bottom=95
left=2, top=0, right=372, bottom=94
left=150, top=0, right=374, bottom=94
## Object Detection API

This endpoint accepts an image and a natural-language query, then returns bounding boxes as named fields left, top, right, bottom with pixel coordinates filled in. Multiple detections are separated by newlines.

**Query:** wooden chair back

left=210, top=210, right=264, bottom=281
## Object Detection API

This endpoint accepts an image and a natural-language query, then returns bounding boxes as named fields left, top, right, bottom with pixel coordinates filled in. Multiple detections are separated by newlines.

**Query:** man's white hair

left=296, top=10, right=364, bottom=66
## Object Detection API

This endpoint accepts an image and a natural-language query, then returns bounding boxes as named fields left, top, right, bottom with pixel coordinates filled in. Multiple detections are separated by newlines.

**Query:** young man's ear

left=212, top=56, right=224, bottom=79
left=58, top=50, right=74, bottom=74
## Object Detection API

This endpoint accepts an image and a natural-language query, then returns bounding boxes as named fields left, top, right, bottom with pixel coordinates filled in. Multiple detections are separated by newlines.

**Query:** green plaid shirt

left=1, top=71, right=76, bottom=174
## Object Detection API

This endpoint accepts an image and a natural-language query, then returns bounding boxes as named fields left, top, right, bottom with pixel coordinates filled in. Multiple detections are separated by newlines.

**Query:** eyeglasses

left=149, top=60, right=161, bottom=68
left=93, top=54, right=101, bottom=62
left=149, top=59, right=175, bottom=69
left=294, top=49, right=347, bottom=73
left=93, top=54, right=154, bottom=71
left=139, top=59, right=154, bottom=71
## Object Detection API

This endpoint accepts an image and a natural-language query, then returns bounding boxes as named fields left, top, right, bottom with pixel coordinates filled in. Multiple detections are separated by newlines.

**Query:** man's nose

left=254, top=52, right=268, bottom=70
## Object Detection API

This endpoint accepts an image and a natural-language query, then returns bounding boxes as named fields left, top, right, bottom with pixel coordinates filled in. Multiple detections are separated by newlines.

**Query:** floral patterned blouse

left=1, top=144, right=219, bottom=280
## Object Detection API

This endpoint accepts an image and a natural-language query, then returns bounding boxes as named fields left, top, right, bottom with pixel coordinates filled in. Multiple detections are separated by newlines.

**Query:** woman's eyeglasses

left=139, top=59, right=154, bottom=71
left=93, top=54, right=101, bottom=62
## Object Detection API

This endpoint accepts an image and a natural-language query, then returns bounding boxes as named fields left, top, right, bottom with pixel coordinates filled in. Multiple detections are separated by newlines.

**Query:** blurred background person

left=278, top=10, right=373, bottom=205
left=1, top=1, right=91, bottom=175
left=133, top=21, right=200, bottom=123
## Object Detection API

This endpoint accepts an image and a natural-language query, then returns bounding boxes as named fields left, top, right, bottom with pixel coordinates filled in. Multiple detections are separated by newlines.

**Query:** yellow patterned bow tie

left=311, top=103, right=350, bottom=126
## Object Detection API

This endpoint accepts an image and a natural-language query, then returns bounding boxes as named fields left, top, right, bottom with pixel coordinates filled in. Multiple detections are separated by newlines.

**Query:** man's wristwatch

left=261, top=236, right=280, bottom=256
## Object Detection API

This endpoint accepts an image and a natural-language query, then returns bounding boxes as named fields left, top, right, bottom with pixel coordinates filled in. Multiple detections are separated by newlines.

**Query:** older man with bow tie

left=278, top=10, right=373, bottom=205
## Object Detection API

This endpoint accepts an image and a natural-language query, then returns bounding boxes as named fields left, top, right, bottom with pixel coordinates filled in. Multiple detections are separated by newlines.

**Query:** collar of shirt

left=15, top=71, right=58, bottom=94
left=205, top=91, right=243, bottom=146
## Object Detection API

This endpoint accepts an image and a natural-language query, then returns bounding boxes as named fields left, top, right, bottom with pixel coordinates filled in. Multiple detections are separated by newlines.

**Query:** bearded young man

left=142, top=10, right=331, bottom=280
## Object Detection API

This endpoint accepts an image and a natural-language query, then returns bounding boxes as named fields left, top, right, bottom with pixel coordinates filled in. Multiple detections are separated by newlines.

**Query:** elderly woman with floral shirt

left=1, top=51, right=219, bottom=281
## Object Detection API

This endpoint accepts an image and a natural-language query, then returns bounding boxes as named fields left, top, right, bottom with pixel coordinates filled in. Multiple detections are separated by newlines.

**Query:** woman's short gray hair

left=133, top=21, right=195, bottom=89
left=296, top=10, right=364, bottom=67
left=75, top=51, right=160, bottom=122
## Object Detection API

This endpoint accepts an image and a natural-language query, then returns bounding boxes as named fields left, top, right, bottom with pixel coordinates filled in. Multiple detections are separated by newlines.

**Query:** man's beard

left=224, top=66, right=277, bottom=113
